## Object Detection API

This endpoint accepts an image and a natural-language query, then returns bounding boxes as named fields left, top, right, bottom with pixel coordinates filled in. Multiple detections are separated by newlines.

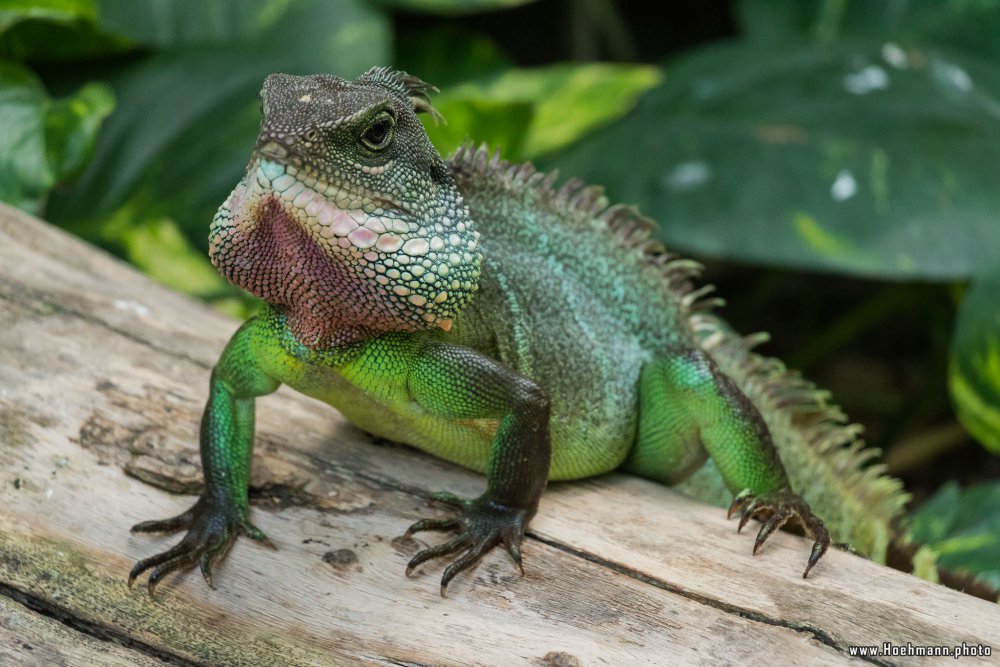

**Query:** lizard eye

left=304, top=128, right=319, bottom=142
left=361, top=112, right=394, bottom=151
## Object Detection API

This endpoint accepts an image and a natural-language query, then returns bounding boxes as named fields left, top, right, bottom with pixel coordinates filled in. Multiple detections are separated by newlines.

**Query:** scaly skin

left=130, top=67, right=870, bottom=596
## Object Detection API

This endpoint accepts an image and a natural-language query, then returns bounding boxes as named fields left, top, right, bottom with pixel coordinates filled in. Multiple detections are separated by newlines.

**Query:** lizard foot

left=404, top=492, right=530, bottom=596
left=129, top=495, right=275, bottom=596
left=727, top=488, right=830, bottom=578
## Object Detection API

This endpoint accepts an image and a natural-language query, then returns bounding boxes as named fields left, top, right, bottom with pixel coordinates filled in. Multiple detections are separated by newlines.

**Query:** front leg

left=129, top=317, right=280, bottom=595
left=403, top=340, right=551, bottom=595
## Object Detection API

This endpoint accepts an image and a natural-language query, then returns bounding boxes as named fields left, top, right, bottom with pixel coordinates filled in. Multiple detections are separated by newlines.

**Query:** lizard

left=128, top=67, right=913, bottom=597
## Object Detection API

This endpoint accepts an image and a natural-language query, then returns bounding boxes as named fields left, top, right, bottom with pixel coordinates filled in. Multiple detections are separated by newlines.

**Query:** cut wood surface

left=0, top=201, right=997, bottom=666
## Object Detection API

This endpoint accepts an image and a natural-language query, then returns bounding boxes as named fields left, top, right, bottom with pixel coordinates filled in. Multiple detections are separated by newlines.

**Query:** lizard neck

left=283, top=306, right=374, bottom=349
left=211, top=165, right=483, bottom=352
left=224, top=197, right=422, bottom=350
left=259, top=304, right=371, bottom=364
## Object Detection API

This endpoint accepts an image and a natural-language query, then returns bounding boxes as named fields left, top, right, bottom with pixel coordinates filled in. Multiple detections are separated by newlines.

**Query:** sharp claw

left=752, top=525, right=771, bottom=555
left=403, top=494, right=533, bottom=593
left=439, top=540, right=493, bottom=594
left=128, top=560, right=148, bottom=589
left=753, top=510, right=792, bottom=555
left=130, top=498, right=259, bottom=596
left=729, top=489, right=831, bottom=577
left=728, top=490, right=754, bottom=520
left=199, top=556, right=215, bottom=589
left=147, top=566, right=168, bottom=597
left=737, top=508, right=753, bottom=533
left=128, top=541, right=190, bottom=590
left=507, top=542, right=523, bottom=575
left=803, top=539, right=829, bottom=578
left=727, top=496, right=742, bottom=520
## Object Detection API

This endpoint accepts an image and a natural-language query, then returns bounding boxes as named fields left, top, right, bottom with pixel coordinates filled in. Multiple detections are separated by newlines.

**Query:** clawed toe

left=753, top=509, right=793, bottom=554
left=405, top=517, right=463, bottom=537
left=130, top=509, right=194, bottom=534
left=406, top=535, right=471, bottom=576
left=402, top=492, right=533, bottom=595
left=728, top=489, right=831, bottom=578
left=129, top=496, right=271, bottom=596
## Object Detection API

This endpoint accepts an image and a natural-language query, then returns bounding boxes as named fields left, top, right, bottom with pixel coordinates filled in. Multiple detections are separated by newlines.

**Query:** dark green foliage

left=0, top=61, right=112, bottom=214
left=910, top=480, right=1000, bottom=590
left=949, top=265, right=1000, bottom=455
left=551, top=40, right=1000, bottom=280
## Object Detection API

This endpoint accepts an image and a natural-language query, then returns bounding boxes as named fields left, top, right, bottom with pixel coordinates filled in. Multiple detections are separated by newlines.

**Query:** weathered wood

left=0, top=201, right=997, bottom=666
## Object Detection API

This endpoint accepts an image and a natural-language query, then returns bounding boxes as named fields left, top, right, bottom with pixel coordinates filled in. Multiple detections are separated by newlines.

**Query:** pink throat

left=216, top=196, right=419, bottom=348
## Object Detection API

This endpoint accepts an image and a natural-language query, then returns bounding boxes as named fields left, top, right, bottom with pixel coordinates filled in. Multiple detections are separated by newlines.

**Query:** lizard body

left=130, top=68, right=910, bottom=595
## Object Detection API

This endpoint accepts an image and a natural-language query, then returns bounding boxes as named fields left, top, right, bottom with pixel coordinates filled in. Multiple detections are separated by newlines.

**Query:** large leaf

left=909, top=480, right=1000, bottom=590
left=427, top=63, right=662, bottom=160
left=0, top=0, right=128, bottom=62
left=0, top=0, right=95, bottom=31
left=738, top=0, right=1000, bottom=58
left=950, top=265, right=1000, bottom=454
left=95, top=0, right=292, bottom=48
left=550, top=40, right=1000, bottom=279
left=426, top=98, right=534, bottom=162
left=0, top=61, right=113, bottom=214
left=48, top=0, right=389, bottom=245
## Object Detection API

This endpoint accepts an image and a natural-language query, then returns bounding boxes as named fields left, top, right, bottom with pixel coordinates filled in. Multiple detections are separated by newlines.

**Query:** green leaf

left=429, top=63, right=662, bottom=160
left=909, top=480, right=960, bottom=544
left=950, top=265, right=1000, bottom=453
left=0, top=0, right=129, bottom=62
left=94, top=0, right=292, bottom=48
left=426, top=98, right=533, bottom=161
left=0, top=0, right=96, bottom=33
left=910, top=480, right=1000, bottom=589
left=549, top=40, right=1000, bottom=279
left=45, top=79, right=116, bottom=180
left=0, top=61, right=113, bottom=214
left=47, top=0, right=389, bottom=245
left=738, top=0, right=1000, bottom=58
left=371, top=0, right=539, bottom=15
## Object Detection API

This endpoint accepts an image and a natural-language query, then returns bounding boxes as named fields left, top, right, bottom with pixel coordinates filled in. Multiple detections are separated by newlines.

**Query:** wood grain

left=0, top=202, right=997, bottom=666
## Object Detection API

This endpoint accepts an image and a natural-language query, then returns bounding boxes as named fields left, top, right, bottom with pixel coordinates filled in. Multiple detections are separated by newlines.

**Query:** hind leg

left=623, top=346, right=830, bottom=577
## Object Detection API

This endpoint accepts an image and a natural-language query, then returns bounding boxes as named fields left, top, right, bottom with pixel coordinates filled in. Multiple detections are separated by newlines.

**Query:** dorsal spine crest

left=357, top=66, right=443, bottom=124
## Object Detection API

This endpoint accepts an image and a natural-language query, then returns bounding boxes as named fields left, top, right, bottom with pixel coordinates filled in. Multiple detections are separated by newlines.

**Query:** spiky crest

left=358, top=66, right=443, bottom=124
left=449, top=142, right=909, bottom=548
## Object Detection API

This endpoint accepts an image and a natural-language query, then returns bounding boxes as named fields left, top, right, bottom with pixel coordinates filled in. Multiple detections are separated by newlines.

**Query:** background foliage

left=1, top=0, right=997, bottom=588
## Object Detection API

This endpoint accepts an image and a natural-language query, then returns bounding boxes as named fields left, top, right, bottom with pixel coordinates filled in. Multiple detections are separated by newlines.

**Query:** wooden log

left=0, top=201, right=997, bottom=666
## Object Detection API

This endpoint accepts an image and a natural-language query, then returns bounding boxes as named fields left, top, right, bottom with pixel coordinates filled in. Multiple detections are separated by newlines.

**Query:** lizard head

left=209, top=67, right=481, bottom=347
